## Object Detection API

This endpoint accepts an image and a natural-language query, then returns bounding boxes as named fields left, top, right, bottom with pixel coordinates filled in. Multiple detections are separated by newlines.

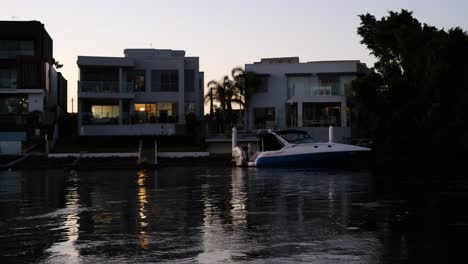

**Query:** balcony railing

left=288, top=85, right=342, bottom=97
left=0, top=50, right=34, bottom=59
left=303, top=119, right=339, bottom=127
left=78, top=81, right=133, bottom=93
left=80, top=112, right=179, bottom=125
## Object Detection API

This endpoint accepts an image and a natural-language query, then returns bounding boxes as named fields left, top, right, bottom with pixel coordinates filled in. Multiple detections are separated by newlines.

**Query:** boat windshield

left=278, top=132, right=317, bottom=144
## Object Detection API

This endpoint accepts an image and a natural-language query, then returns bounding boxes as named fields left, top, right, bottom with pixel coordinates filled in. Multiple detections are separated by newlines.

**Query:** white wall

left=28, top=94, right=44, bottom=112
left=0, top=141, right=22, bottom=154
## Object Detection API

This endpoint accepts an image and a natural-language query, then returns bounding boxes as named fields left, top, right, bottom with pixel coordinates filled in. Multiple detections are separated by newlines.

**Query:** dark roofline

left=285, top=73, right=313, bottom=76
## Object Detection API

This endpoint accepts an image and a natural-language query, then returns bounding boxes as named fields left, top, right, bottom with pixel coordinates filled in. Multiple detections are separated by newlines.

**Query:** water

left=0, top=168, right=410, bottom=263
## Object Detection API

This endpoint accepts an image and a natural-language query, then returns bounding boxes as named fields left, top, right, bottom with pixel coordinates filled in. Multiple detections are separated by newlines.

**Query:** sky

left=2, top=0, right=468, bottom=112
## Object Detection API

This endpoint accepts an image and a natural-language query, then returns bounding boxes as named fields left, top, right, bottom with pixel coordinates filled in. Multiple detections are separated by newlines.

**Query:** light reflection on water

left=0, top=168, right=408, bottom=263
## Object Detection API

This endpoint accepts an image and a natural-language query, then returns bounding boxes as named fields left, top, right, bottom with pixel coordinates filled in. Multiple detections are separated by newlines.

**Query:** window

left=257, top=76, right=269, bottom=92
left=0, top=40, right=34, bottom=59
left=319, top=75, right=340, bottom=95
left=151, top=70, right=178, bottom=91
left=90, top=105, right=119, bottom=124
left=287, top=76, right=311, bottom=97
left=157, top=102, right=178, bottom=123
left=184, top=70, right=195, bottom=92
left=302, top=103, right=341, bottom=127
left=134, top=70, right=146, bottom=92
left=259, top=134, right=284, bottom=151
left=0, top=95, right=28, bottom=113
left=134, top=103, right=156, bottom=123
left=253, top=107, right=275, bottom=129
left=0, top=68, right=17, bottom=89
left=344, top=82, right=352, bottom=96
left=184, top=102, right=196, bottom=114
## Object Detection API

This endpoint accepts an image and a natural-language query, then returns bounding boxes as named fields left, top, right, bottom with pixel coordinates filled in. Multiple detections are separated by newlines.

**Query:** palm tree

left=204, top=81, right=217, bottom=117
left=204, top=76, right=236, bottom=124
left=221, top=75, right=235, bottom=124
left=231, top=67, right=261, bottom=130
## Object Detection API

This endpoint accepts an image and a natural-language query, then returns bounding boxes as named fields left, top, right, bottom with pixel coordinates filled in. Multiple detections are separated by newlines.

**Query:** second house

left=77, top=49, right=203, bottom=136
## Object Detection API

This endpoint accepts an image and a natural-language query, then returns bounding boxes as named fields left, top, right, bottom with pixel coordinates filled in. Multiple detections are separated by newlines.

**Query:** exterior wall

left=28, top=93, right=44, bottom=112
left=198, top=72, right=204, bottom=118
left=48, top=66, right=58, bottom=106
left=57, top=73, right=67, bottom=116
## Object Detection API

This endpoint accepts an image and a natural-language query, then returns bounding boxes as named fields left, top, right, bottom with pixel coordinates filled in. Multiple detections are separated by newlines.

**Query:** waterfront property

left=0, top=21, right=67, bottom=154
left=77, top=49, right=204, bottom=136
left=244, top=57, right=367, bottom=141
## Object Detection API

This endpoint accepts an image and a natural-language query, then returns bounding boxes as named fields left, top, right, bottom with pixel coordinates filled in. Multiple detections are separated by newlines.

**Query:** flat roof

left=77, top=56, right=134, bottom=67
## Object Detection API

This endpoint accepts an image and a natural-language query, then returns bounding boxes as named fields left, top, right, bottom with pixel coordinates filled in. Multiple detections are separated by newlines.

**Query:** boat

left=232, top=127, right=371, bottom=168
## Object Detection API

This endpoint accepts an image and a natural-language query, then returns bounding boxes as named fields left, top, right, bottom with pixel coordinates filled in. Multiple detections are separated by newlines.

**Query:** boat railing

left=340, top=138, right=373, bottom=147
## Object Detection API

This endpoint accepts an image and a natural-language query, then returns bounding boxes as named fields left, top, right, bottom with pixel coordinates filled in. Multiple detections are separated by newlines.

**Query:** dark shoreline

left=0, top=154, right=233, bottom=171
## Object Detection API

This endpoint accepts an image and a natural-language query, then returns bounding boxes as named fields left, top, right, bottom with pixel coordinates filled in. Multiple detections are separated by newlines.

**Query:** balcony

left=80, top=112, right=179, bottom=125
left=287, top=85, right=342, bottom=98
left=78, top=81, right=134, bottom=99
left=0, top=113, right=34, bottom=132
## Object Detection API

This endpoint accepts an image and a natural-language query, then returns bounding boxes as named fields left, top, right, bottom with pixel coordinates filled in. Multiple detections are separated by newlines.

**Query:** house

left=244, top=57, right=367, bottom=141
left=77, top=49, right=203, bottom=136
left=0, top=21, right=67, bottom=154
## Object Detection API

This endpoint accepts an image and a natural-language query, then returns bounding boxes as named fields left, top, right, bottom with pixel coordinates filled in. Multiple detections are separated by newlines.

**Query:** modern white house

left=77, top=49, right=204, bottom=136
left=244, top=57, right=367, bottom=141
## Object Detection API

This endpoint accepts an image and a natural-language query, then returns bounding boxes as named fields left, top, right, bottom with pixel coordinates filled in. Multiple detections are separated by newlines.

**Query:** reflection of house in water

left=151, top=167, right=205, bottom=253
left=0, top=170, right=68, bottom=263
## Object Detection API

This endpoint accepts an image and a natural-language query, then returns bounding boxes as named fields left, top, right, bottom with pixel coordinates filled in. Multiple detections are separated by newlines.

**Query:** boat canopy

left=274, top=130, right=317, bottom=144
left=257, top=132, right=285, bottom=151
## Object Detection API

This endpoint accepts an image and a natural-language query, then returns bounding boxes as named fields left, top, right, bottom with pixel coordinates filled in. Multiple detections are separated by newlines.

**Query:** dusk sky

left=3, top=0, right=467, bottom=112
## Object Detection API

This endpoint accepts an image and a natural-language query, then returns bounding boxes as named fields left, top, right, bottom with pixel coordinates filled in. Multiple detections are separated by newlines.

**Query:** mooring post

left=45, top=134, right=49, bottom=154
left=329, top=125, right=334, bottom=144
left=138, top=139, right=142, bottom=160
left=154, top=138, right=158, bottom=165
left=247, top=143, right=252, bottom=160
left=232, top=127, right=237, bottom=149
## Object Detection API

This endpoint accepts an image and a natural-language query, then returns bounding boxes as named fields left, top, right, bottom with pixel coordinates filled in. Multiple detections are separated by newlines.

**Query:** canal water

left=0, top=167, right=411, bottom=263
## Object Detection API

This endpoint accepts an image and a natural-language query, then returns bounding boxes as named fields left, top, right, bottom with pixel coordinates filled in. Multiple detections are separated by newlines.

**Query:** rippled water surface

left=0, top=168, right=409, bottom=263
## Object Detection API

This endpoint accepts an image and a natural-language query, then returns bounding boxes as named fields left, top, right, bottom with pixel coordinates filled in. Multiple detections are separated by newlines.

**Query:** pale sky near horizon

left=2, top=0, right=467, bottom=112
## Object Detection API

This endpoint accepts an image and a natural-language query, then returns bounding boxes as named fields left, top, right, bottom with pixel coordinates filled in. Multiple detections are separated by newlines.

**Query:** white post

left=329, top=125, right=334, bottom=144
left=45, top=134, right=49, bottom=154
left=138, top=140, right=142, bottom=160
left=297, top=102, right=303, bottom=128
left=118, top=67, right=123, bottom=92
left=154, top=139, right=158, bottom=165
left=232, top=126, right=237, bottom=149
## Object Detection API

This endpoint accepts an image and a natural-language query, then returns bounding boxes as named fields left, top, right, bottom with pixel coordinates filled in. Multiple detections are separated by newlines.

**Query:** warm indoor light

left=139, top=107, right=145, bottom=111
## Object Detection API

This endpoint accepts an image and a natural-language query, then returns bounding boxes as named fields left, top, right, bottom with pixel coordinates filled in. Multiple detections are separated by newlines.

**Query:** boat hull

left=255, top=150, right=370, bottom=168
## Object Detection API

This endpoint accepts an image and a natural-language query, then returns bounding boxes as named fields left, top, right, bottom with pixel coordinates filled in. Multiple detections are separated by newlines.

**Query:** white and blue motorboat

left=232, top=127, right=371, bottom=168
